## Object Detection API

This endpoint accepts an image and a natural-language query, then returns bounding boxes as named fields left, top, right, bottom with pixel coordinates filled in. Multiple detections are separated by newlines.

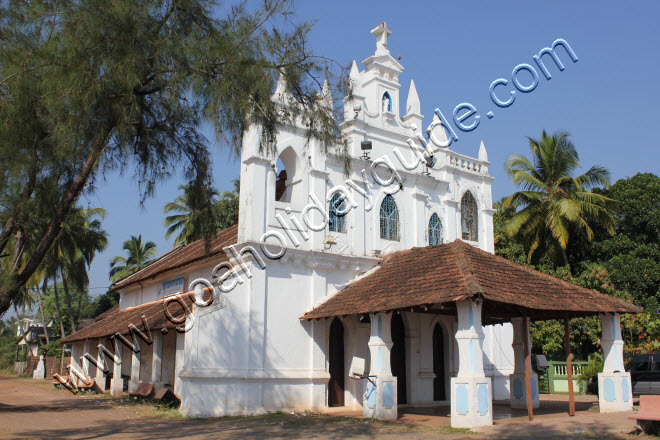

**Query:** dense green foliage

left=0, top=0, right=341, bottom=315
left=164, top=184, right=220, bottom=246
left=215, top=179, right=240, bottom=231
left=496, top=172, right=660, bottom=360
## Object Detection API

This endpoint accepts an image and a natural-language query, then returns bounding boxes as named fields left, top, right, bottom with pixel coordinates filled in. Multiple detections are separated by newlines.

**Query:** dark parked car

left=586, top=352, right=660, bottom=395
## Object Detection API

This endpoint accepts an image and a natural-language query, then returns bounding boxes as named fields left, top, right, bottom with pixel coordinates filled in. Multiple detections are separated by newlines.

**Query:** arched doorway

left=433, top=323, right=446, bottom=401
left=328, top=318, right=345, bottom=407
left=391, top=313, right=407, bottom=404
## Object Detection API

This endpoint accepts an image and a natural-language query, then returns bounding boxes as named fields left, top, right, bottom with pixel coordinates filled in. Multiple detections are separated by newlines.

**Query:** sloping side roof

left=301, top=240, right=642, bottom=320
left=60, top=292, right=200, bottom=344
left=110, top=224, right=238, bottom=292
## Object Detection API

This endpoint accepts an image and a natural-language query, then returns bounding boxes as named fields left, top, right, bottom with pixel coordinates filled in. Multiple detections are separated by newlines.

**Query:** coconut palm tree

left=109, top=235, right=157, bottom=283
left=42, top=207, right=108, bottom=332
left=164, top=183, right=219, bottom=246
left=502, top=131, right=615, bottom=267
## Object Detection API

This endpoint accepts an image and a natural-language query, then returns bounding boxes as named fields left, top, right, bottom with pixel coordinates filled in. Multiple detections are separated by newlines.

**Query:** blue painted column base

left=598, top=372, right=633, bottom=413
left=509, top=373, right=540, bottom=409
left=450, top=377, right=493, bottom=428
left=363, top=376, right=398, bottom=420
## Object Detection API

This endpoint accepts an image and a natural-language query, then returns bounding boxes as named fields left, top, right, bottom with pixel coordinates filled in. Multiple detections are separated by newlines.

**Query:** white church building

left=62, top=23, right=639, bottom=428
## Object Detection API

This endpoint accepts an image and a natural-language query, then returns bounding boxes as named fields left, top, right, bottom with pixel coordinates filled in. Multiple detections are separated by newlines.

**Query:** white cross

left=371, top=22, right=392, bottom=54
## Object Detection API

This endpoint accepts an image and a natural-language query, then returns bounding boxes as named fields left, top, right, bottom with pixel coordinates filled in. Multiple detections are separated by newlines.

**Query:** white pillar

left=509, top=317, right=539, bottom=409
left=598, top=313, right=632, bottom=412
left=69, top=343, right=82, bottom=386
left=110, top=339, right=124, bottom=396
left=128, top=338, right=141, bottom=393
left=451, top=300, right=493, bottom=428
left=95, top=339, right=106, bottom=391
left=363, top=313, right=397, bottom=420
left=82, top=340, right=92, bottom=380
left=151, top=332, right=163, bottom=390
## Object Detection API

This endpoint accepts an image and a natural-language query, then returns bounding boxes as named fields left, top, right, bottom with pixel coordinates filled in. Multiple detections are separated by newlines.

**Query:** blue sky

left=83, top=0, right=660, bottom=297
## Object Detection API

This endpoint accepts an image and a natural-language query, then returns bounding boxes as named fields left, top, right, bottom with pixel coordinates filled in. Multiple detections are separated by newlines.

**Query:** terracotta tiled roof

left=60, top=291, right=202, bottom=344
left=301, top=240, right=642, bottom=321
left=110, top=224, right=238, bottom=292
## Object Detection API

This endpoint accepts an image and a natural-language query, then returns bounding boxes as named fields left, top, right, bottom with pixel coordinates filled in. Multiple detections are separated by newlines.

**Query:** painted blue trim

left=383, top=91, right=392, bottom=112
left=456, top=385, right=469, bottom=415
left=512, top=378, right=523, bottom=400
left=477, top=384, right=489, bottom=415
left=622, top=377, right=630, bottom=402
left=603, top=377, right=616, bottom=402
left=468, top=305, right=474, bottom=328
left=383, top=382, right=394, bottom=409
left=531, top=377, right=538, bottom=401
left=366, top=381, right=376, bottom=409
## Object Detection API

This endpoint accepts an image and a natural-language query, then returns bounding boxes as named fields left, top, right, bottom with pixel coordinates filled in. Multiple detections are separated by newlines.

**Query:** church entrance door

left=328, top=318, right=345, bottom=407
left=391, top=313, right=407, bottom=404
left=433, top=323, right=446, bottom=401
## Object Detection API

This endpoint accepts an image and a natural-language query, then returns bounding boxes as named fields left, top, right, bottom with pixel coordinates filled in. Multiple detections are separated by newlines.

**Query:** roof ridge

left=449, top=241, right=484, bottom=297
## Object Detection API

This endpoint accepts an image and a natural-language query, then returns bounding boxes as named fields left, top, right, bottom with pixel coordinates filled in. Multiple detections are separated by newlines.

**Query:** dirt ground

left=0, top=375, right=654, bottom=440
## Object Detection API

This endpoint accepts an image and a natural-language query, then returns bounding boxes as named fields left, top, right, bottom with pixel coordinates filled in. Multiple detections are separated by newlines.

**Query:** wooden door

left=328, top=318, right=345, bottom=407
left=433, top=323, right=446, bottom=401
left=391, top=313, right=407, bottom=404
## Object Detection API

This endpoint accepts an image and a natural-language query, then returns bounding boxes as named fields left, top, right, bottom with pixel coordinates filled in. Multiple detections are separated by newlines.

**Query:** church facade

left=62, top=23, right=639, bottom=429
left=175, top=22, right=512, bottom=417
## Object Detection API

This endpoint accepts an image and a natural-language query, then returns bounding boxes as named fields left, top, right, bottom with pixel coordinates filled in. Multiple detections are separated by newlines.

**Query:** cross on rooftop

left=371, top=22, right=392, bottom=54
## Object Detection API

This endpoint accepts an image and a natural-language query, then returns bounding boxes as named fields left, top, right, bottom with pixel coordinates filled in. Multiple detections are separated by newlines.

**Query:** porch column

left=82, top=340, right=92, bottom=379
left=363, top=313, right=397, bottom=420
left=451, top=300, right=492, bottom=428
left=509, top=317, right=539, bottom=409
left=69, top=343, right=82, bottom=386
left=110, top=339, right=124, bottom=396
left=598, top=313, right=632, bottom=412
left=95, top=338, right=106, bottom=391
left=128, top=338, right=141, bottom=393
left=151, top=332, right=164, bottom=390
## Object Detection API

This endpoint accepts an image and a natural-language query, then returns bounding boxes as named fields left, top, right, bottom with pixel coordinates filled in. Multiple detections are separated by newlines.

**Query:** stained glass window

left=380, top=195, right=399, bottom=241
left=461, top=191, right=478, bottom=241
left=329, top=192, right=347, bottom=233
left=428, top=213, right=443, bottom=245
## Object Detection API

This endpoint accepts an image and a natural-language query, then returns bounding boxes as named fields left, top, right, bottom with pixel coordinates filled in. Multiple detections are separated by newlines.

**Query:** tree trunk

left=0, top=217, right=15, bottom=259
left=560, top=247, right=571, bottom=273
left=52, top=278, right=66, bottom=338
left=0, top=131, right=111, bottom=316
left=36, top=283, right=49, bottom=345
left=61, top=271, right=77, bottom=333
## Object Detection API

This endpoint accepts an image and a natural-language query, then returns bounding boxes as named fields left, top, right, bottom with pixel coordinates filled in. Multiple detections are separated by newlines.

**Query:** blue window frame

left=329, top=192, right=347, bottom=233
left=428, top=213, right=443, bottom=245
left=380, top=195, right=399, bottom=241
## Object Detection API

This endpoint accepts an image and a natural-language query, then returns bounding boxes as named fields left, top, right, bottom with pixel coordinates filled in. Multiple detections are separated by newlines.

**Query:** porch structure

left=302, top=240, right=641, bottom=428
left=60, top=293, right=192, bottom=397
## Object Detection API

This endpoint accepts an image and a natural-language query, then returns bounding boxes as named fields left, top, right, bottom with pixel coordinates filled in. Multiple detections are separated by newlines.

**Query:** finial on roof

left=321, top=77, right=333, bottom=109
left=405, top=79, right=421, bottom=115
left=478, top=141, right=488, bottom=162
left=370, top=22, right=392, bottom=55
left=349, top=60, right=360, bottom=80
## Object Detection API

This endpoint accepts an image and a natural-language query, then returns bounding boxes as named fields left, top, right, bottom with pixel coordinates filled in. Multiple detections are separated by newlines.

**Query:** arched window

left=461, top=191, right=478, bottom=241
left=380, top=195, right=399, bottom=241
left=329, top=192, right=347, bottom=233
left=382, top=91, right=392, bottom=112
left=275, top=147, right=299, bottom=203
left=428, top=213, right=443, bottom=245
